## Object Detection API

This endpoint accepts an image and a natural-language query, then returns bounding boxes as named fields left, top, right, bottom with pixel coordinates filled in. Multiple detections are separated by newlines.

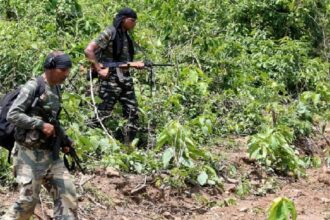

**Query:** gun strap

left=64, top=153, right=76, bottom=171
left=55, top=85, right=62, bottom=119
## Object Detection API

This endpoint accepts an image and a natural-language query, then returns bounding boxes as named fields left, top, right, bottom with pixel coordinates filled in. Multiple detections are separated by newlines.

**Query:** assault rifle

left=102, top=60, right=174, bottom=68
left=102, top=60, right=174, bottom=96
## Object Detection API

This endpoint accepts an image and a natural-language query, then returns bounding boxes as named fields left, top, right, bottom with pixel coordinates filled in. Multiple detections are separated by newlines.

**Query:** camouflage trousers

left=1, top=143, right=78, bottom=220
left=98, top=70, right=139, bottom=144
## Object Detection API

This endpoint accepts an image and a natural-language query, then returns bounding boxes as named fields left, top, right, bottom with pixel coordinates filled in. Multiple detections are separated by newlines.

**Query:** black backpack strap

left=27, top=76, right=46, bottom=112
left=55, top=85, right=62, bottom=119
left=35, top=76, right=46, bottom=98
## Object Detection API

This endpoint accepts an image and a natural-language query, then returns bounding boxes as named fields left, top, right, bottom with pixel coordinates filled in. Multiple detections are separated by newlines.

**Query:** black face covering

left=113, top=7, right=137, bottom=29
left=111, top=8, right=137, bottom=62
left=43, top=53, right=72, bottom=69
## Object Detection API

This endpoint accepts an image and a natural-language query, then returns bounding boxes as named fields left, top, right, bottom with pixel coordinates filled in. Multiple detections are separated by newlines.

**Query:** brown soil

left=194, top=167, right=330, bottom=220
left=0, top=136, right=329, bottom=220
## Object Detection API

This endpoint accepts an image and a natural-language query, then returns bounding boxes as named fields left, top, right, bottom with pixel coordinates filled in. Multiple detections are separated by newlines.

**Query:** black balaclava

left=112, top=8, right=137, bottom=61
left=44, top=53, right=72, bottom=70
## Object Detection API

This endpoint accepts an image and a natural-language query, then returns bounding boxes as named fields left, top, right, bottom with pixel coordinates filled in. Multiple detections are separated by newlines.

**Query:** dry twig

left=88, top=69, right=116, bottom=142
left=130, top=175, right=147, bottom=194
left=79, top=174, right=95, bottom=192
left=86, top=194, right=107, bottom=210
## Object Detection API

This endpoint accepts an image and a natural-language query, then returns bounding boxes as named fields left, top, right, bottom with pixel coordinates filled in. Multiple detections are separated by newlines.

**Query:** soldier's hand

left=62, top=138, right=74, bottom=153
left=97, top=67, right=109, bottom=79
left=42, top=123, right=55, bottom=137
left=62, top=146, right=71, bottom=154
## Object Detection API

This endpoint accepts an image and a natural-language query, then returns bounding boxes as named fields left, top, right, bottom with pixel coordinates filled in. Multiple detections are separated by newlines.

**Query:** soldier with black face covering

left=85, top=7, right=143, bottom=145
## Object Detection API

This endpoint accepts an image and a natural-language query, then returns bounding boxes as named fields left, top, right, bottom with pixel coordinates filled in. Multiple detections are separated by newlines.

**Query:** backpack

left=0, top=76, right=46, bottom=162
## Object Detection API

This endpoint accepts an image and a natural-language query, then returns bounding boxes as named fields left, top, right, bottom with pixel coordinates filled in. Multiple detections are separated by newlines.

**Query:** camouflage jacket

left=94, top=26, right=132, bottom=63
left=7, top=76, right=61, bottom=148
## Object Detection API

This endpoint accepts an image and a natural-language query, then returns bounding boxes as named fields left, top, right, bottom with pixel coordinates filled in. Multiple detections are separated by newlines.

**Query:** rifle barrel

left=147, top=63, right=174, bottom=67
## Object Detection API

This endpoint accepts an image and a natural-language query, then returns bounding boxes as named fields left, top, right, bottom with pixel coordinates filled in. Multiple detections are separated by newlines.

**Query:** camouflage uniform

left=94, top=26, right=139, bottom=144
left=1, top=77, right=78, bottom=220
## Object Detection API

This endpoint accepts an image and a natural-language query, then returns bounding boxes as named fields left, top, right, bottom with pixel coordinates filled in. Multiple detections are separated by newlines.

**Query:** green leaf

left=133, top=162, right=143, bottom=174
left=268, top=197, right=297, bottom=220
left=31, top=43, right=38, bottom=50
left=162, top=148, right=174, bottom=168
left=202, top=126, right=209, bottom=135
left=197, top=171, right=208, bottom=186
left=179, top=156, right=194, bottom=167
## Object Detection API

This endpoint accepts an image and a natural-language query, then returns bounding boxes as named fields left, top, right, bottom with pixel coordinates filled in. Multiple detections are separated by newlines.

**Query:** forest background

left=0, top=0, right=329, bottom=190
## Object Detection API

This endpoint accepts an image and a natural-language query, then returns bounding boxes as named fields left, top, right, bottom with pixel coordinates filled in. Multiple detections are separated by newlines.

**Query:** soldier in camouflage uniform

left=1, top=51, right=78, bottom=220
left=85, top=7, right=144, bottom=145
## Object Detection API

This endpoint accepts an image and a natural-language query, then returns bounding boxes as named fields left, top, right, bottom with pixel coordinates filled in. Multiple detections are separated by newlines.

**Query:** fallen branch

left=78, top=174, right=95, bottom=192
left=130, top=176, right=147, bottom=194
left=86, top=194, right=107, bottom=210
left=79, top=174, right=95, bottom=187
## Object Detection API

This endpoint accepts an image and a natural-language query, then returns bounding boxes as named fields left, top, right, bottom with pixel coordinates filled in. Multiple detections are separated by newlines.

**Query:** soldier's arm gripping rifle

left=102, top=60, right=174, bottom=96
left=50, top=118, right=86, bottom=174
left=31, top=94, right=85, bottom=174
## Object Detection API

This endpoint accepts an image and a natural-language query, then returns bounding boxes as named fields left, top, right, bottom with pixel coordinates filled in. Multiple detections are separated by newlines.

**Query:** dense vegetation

left=0, top=0, right=329, bottom=188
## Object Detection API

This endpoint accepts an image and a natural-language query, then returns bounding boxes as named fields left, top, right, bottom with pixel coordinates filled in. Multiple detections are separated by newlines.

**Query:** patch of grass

left=84, top=183, right=113, bottom=208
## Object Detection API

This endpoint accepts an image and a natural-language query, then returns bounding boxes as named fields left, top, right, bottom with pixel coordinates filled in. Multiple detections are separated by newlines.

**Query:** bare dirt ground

left=0, top=137, right=329, bottom=220
left=194, top=167, right=330, bottom=220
